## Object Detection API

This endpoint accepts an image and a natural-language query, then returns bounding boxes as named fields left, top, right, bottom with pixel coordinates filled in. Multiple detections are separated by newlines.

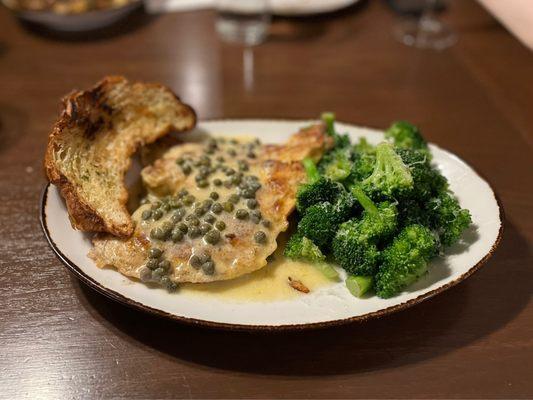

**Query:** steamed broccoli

left=284, top=235, right=340, bottom=279
left=359, top=142, right=414, bottom=199
left=332, top=186, right=398, bottom=276
left=385, top=121, right=429, bottom=154
left=297, top=191, right=355, bottom=250
left=375, top=224, right=438, bottom=298
left=427, top=191, right=472, bottom=246
left=397, top=198, right=431, bottom=228
left=318, top=146, right=353, bottom=181
left=397, top=148, right=448, bottom=201
left=284, top=234, right=326, bottom=263
left=296, top=158, right=343, bottom=213
left=347, top=138, right=376, bottom=183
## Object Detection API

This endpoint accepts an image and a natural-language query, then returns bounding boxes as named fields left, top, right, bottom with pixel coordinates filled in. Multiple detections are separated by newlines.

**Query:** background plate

left=41, top=120, right=503, bottom=330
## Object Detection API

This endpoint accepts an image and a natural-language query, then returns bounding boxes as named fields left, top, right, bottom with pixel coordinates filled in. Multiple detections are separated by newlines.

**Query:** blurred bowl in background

left=2, top=0, right=142, bottom=31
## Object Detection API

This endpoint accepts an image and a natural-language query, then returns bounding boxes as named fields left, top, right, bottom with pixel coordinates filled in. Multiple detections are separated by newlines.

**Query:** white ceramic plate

left=41, top=119, right=503, bottom=330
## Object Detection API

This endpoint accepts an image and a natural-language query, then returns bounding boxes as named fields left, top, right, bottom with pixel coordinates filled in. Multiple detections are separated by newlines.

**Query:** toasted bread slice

left=44, top=76, right=196, bottom=237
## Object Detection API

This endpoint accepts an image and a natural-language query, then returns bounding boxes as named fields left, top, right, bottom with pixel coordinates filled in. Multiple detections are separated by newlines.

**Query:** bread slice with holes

left=44, top=76, right=196, bottom=237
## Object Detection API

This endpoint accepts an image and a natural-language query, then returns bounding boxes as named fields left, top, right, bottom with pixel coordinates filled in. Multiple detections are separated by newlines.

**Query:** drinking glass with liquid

left=216, top=0, right=271, bottom=45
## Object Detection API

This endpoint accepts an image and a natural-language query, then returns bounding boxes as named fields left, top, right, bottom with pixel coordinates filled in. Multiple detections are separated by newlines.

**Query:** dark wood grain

left=0, top=0, right=532, bottom=398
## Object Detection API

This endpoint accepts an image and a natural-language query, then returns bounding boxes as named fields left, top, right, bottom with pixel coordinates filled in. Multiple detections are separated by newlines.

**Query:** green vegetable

left=296, top=159, right=344, bottom=213
left=297, top=202, right=343, bottom=250
left=321, top=112, right=336, bottom=136
left=359, top=142, right=414, bottom=199
left=346, top=275, right=374, bottom=297
left=332, top=186, right=397, bottom=275
left=284, top=235, right=339, bottom=279
left=397, top=148, right=448, bottom=201
left=427, top=191, right=472, bottom=246
left=375, top=224, right=438, bottom=298
left=385, top=121, right=429, bottom=154
left=318, top=146, right=353, bottom=181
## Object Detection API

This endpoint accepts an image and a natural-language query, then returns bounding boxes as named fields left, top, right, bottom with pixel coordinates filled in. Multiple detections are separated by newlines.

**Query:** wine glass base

left=394, top=19, right=457, bottom=50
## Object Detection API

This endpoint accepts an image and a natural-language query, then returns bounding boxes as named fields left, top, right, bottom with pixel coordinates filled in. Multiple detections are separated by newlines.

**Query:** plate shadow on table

left=75, top=221, right=529, bottom=376
left=19, top=8, right=156, bottom=43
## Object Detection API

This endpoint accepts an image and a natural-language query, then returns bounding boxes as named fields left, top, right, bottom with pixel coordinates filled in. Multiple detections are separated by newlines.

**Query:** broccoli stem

left=302, top=157, right=320, bottom=183
left=346, top=275, right=374, bottom=298
left=312, top=262, right=340, bottom=280
left=321, top=112, right=336, bottom=136
left=351, top=185, right=378, bottom=215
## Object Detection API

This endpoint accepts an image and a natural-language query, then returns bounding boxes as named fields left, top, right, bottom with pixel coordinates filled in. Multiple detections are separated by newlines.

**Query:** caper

left=152, top=209, right=163, bottom=220
left=141, top=210, right=152, bottom=220
left=262, top=219, right=272, bottom=229
left=176, top=157, right=185, bottom=165
left=169, top=199, right=183, bottom=209
left=183, top=194, right=195, bottom=206
left=211, top=202, right=223, bottom=214
left=152, top=267, right=165, bottom=281
left=181, top=165, right=192, bottom=175
left=246, top=199, right=258, bottom=209
left=223, top=180, right=233, bottom=189
left=230, top=139, right=238, bottom=145
left=197, top=180, right=209, bottom=188
left=235, top=209, right=249, bottom=220
left=189, top=255, right=202, bottom=268
left=139, top=266, right=152, bottom=282
left=198, top=252, right=211, bottom=264
left=150, top=228, right=165, bottom=240
left=199, top=165, right=210, bottom=175
left=202, top=261, right=215, bottom=275
left=202, top=199, right=213, bottom=208
left=216, top=156, right=225, bottom=162
left=247, top=151, right=256, bottom=159
left=215, top=220, right=226, bottom=231
left=186, top=215, right=200, bottom=226
left=159, top=260, right=171, bottom=271
left=171, top=209, right=186, bottom=223
left=161, top=224, right=172, bottom=239
left=161, top=276, right=177, bottom=292
left=151, top=201, right=161, bottom=209
left=193, top=160, right=201, bottom=167
left=231, top=175, right=242, bottom=185
left=223, top=202, right=234, bottom=212
left=171, top=230, right=184, bottom=242
left=210, top=192, right=219, bottom=200
left=189, top=226, right=201, bottom=238
left=146, top=258, right=159, bottom=270
left=225, top=168, right=235, bottom=176
left=204, top=230, right=220, bottom=245
left=161, top=202, right=171, bottom=212
left=199, top=223, right=211, bottom=235
left=251, top=210, right=262, bottom=219
left=178, top=189, right=189, bottom=197
left=149, top=248, right=163, bottom=258
left=228, top=194, right=240, bottom=204
left=240, top=188, right=255, bottom=199
left=238, top=160, right=248, bottom=171
left=227, top=149, right=237, bottom=156
left=213, top=178, right=222, bottom=187
left=254, top=231, right=267, bottom=244
left=177, top=222, right=188, bottom=233
left=250, top=214, right=261, bottom=224
left=194, top=207, right=206, bottom=217
left=204, top=214, right=216, bottom=224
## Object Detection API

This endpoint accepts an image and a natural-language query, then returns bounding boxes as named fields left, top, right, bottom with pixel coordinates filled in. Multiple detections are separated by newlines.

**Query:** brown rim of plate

left=39, top=123, right=505, bottom=332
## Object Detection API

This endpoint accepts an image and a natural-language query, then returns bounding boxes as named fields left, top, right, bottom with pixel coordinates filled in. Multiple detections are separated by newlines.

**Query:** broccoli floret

left=318, top=146, right=353, bottom=181
left=375, top=224, right=438, bottom=298
left=359, top=142, right=414, bottom=199
left=284, top=235, right=340, bottom=279
left=427, top=191, right=472, bottom=246
left=397, top=198, right=431, bottom=228
left=321, top=112, right=336, bottom=136
left=332, top=186, right=398, bottom=276
left=345, top=138, right=377, bottom=184
left=297, top=202, right=342, bottom=250
left=284, top=234, right=326, bottom=263
left=296, top=158, right=343, bottom=213
left=385, top=121, right=429, bottom=154
left=397, top=148, right=448, bottom=201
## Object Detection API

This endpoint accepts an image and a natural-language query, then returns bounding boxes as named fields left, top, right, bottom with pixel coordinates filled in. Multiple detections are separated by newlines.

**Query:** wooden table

left=1, top=1, right=532, bottom=398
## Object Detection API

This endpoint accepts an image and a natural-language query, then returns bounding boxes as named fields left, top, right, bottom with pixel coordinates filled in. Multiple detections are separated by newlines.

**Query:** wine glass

left=393, top=0, right=457, bottom=50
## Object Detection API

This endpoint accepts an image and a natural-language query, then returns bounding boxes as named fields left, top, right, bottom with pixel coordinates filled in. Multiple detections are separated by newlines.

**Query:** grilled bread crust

left=44, top=76, right=196, bottom=237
